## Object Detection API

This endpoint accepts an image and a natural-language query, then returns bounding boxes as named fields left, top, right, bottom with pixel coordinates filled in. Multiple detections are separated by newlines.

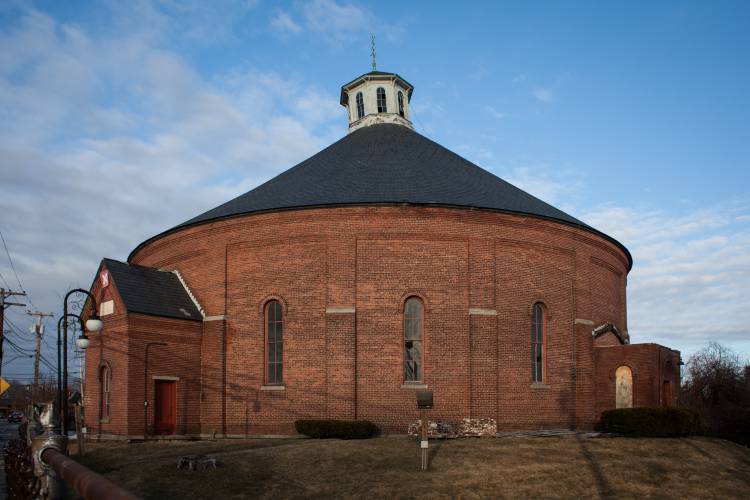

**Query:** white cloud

left=298, top=0, right=404, bottom=45
left=484, top=105, right=507, bottom=120
left=581, top=201, right=750, bottom=359
left=0, top=6, right=343, bottom=376
left=270, top=10, right=302, bottom=36
left=532, top=87, right=554, bottom=103
left=302, top=0, right=369, bottom=43
left=512, top=74, right=527, bottom=83
left=469, top=64, right=488, bottom=80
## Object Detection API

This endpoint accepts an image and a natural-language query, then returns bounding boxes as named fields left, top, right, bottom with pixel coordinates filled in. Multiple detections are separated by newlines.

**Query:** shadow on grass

left=428, top=438, right=444, bottom=469
left=576, top=437, right=612, bottom=498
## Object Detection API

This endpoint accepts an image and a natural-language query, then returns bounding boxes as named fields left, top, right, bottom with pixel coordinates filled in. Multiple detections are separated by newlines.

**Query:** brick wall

left=90, top=206, right=637, bottom=435
left=593, top=343, right=681, bottom=417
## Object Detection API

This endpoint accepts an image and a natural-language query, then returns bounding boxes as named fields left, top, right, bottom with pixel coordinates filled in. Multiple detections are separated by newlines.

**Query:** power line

left=0, top=230, right=23, bottom=290
left=0, top=228, right=37, bottom=311
left=0, top=269, right=10, bottom=290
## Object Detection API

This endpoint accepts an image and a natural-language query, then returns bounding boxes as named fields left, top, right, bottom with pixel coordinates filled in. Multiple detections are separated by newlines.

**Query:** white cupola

left=340, top=71, right=414, bottom=132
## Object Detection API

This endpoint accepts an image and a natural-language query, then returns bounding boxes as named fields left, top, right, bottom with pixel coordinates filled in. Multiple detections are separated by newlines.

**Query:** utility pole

left=0, top=288, right=27, bottom=382
left=28, top=310, right=54, bottom=399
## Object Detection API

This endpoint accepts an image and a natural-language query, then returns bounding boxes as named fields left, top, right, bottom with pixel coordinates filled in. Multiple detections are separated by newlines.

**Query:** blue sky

left=0, top=0, right=749, bottom=382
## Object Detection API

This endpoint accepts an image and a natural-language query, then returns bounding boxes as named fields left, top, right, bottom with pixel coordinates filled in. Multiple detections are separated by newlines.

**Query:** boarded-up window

left=615, top=365, right=633, bottom=408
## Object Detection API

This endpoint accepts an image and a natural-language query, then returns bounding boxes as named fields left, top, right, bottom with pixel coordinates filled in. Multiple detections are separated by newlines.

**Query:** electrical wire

left=0, top=268, right=11, bottom=289
left=0, top=227, right=37, bottom=311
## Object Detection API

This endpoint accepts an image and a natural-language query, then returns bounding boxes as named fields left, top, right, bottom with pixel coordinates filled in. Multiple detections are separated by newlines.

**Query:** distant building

left=84, top=68, right=681, bottom=438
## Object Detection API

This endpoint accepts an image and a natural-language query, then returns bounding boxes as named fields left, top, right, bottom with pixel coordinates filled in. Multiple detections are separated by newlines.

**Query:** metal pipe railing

left=41, top=448, right=139, bottom=500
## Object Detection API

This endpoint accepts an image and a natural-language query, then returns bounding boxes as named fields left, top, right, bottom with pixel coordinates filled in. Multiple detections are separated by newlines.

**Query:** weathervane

left=371, top=34, right=376, bottom=71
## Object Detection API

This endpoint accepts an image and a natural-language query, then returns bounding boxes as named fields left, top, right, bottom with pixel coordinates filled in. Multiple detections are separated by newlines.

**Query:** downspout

left=571, top=270, right=577, bottom=430
left=222, top=246, right=228, bottom=436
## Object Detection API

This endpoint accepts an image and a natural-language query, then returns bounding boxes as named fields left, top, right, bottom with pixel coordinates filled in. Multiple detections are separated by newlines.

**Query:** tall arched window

left=404, top=297, right=423, bottom=382
left=265, top=300, right=283, bottom=385
left=376, top=87, right=387, bottom=113
left=397, top=91, right=405, bottom=117
left=356, top=91, right=364, bottom=119
left=100, top=365, right=111, bottom=421
left=532, top=303, right=546, bottom=383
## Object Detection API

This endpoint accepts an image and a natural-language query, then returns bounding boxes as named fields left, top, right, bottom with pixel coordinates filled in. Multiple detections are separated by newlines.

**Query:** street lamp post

left=59, top=289, right=103, bottom=436
left=144, top=342, right=166, bottom=439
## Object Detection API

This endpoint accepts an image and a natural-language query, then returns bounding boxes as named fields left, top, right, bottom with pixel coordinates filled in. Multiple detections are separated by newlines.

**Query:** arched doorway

left=615, top=366, right=633, bottom=409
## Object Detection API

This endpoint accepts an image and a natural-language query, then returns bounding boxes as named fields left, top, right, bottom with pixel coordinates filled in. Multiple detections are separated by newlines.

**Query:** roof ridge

left=169, top=268, right=205, bottom=319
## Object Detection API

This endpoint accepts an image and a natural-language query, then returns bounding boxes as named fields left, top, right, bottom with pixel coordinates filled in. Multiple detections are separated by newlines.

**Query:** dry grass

left=77, top=436, right=750, bottom=499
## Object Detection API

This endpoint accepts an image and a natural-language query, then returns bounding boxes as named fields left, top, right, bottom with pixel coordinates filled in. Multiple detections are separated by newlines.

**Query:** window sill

left=99, top=418, right=110, bottom=424
left=260, top=385, right=286, bottom=391
left=401, top=383, right=428, bottom=389
left=530, top=383, right=550, bottom=389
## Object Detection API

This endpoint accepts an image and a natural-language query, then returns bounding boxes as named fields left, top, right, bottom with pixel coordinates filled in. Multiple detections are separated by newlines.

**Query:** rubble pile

left=408, top=418, right=498, bottom=438
left=457, top=418, right=497, bottom=437
left=407, top=420, right=458, bottom=438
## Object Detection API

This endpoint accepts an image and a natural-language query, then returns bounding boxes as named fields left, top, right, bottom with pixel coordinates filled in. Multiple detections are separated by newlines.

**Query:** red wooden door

left=154, top=380, right=176, bottom=435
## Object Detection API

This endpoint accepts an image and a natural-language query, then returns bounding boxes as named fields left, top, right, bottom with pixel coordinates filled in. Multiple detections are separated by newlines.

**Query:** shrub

left=294, top=419, right=379, bottom=439
left=600, top=407, right=702, bottom=437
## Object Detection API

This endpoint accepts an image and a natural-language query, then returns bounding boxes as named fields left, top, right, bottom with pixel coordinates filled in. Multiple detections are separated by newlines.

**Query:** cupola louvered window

left=398, top=91, right=405, bottom=117
left=377, top=87, right=387, bottom=113
left=356, top=91, right=364, bottom=119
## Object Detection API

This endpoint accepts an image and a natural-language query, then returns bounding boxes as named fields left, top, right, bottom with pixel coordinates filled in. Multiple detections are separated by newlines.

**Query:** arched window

left=100, top=365, right=111, bottom=421
left=397, top=91, right=405, bottom=117
left=356, top=92, right=364, bottom=119
left=265, top=300, right=283, bottom=385
left=616, top=366, right=633, bottom=408
left=376, top=87, right=387, bottom=113
left=532, top=303, right=546, bottom=383
left=404, top=297, right=423, bottom=382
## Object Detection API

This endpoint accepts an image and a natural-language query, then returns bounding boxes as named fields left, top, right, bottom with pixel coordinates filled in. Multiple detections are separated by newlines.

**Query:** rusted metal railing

left=21, top=401, right=140, bottom=500
left=41, top=448, right=139, bottom=500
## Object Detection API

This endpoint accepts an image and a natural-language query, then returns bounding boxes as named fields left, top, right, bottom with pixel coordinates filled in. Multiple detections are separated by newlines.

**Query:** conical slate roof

left=131, top=124, right=631, bottom=268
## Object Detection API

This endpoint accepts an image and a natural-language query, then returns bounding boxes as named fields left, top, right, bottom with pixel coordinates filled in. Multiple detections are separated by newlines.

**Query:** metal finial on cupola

left=371, top=34, right=376, bottom=71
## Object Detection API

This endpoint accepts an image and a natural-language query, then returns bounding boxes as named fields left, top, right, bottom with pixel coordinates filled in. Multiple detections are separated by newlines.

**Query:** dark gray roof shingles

left=130, top=124, right=631, bottom=269
left=103, top=258, right=202, bottom=322
left=180, top=124, right=588, bottom=229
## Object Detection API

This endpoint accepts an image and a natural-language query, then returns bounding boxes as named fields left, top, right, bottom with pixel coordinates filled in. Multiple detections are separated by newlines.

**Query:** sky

left=1, top=0, right=749, bottom=384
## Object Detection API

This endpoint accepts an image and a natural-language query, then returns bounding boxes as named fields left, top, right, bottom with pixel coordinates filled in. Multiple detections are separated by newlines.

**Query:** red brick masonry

left=83, top=206, right=680, bottom=438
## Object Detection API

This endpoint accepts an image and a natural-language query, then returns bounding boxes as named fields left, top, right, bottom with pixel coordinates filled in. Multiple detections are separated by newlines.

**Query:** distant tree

left=681, top=342, right=750, bottom=445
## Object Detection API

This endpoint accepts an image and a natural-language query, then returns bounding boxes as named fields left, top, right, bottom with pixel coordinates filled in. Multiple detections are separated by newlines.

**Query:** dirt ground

left=76, top=435, right=750, bottom=499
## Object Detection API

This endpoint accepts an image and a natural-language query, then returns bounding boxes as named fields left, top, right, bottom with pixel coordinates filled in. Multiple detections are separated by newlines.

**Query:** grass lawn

left=77, top=435, right=750, bottom=499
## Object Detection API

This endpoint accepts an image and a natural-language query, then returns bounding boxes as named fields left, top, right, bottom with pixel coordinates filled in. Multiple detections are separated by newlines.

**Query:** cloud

left=270, top=10, right=302, bottom=36
left=0, top=6, right=342, bottom=377
left=486, top=162, right=750, bottom=361
left=469, top=64, right=488, bottom=80
left=484, top=105, right=507, bottom=120
left=512, top=74, right=527, bottom=83
left=581, top=201, right=750, bottom=358
left=500, top=165, right=584, bottom=208
left=532, top=87, right=554, bottom=103
left=298, top=0, right=404, bottom=45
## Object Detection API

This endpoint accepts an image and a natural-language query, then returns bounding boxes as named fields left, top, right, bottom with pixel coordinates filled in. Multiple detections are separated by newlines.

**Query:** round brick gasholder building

left=84, top=70, right=681, bottom=438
